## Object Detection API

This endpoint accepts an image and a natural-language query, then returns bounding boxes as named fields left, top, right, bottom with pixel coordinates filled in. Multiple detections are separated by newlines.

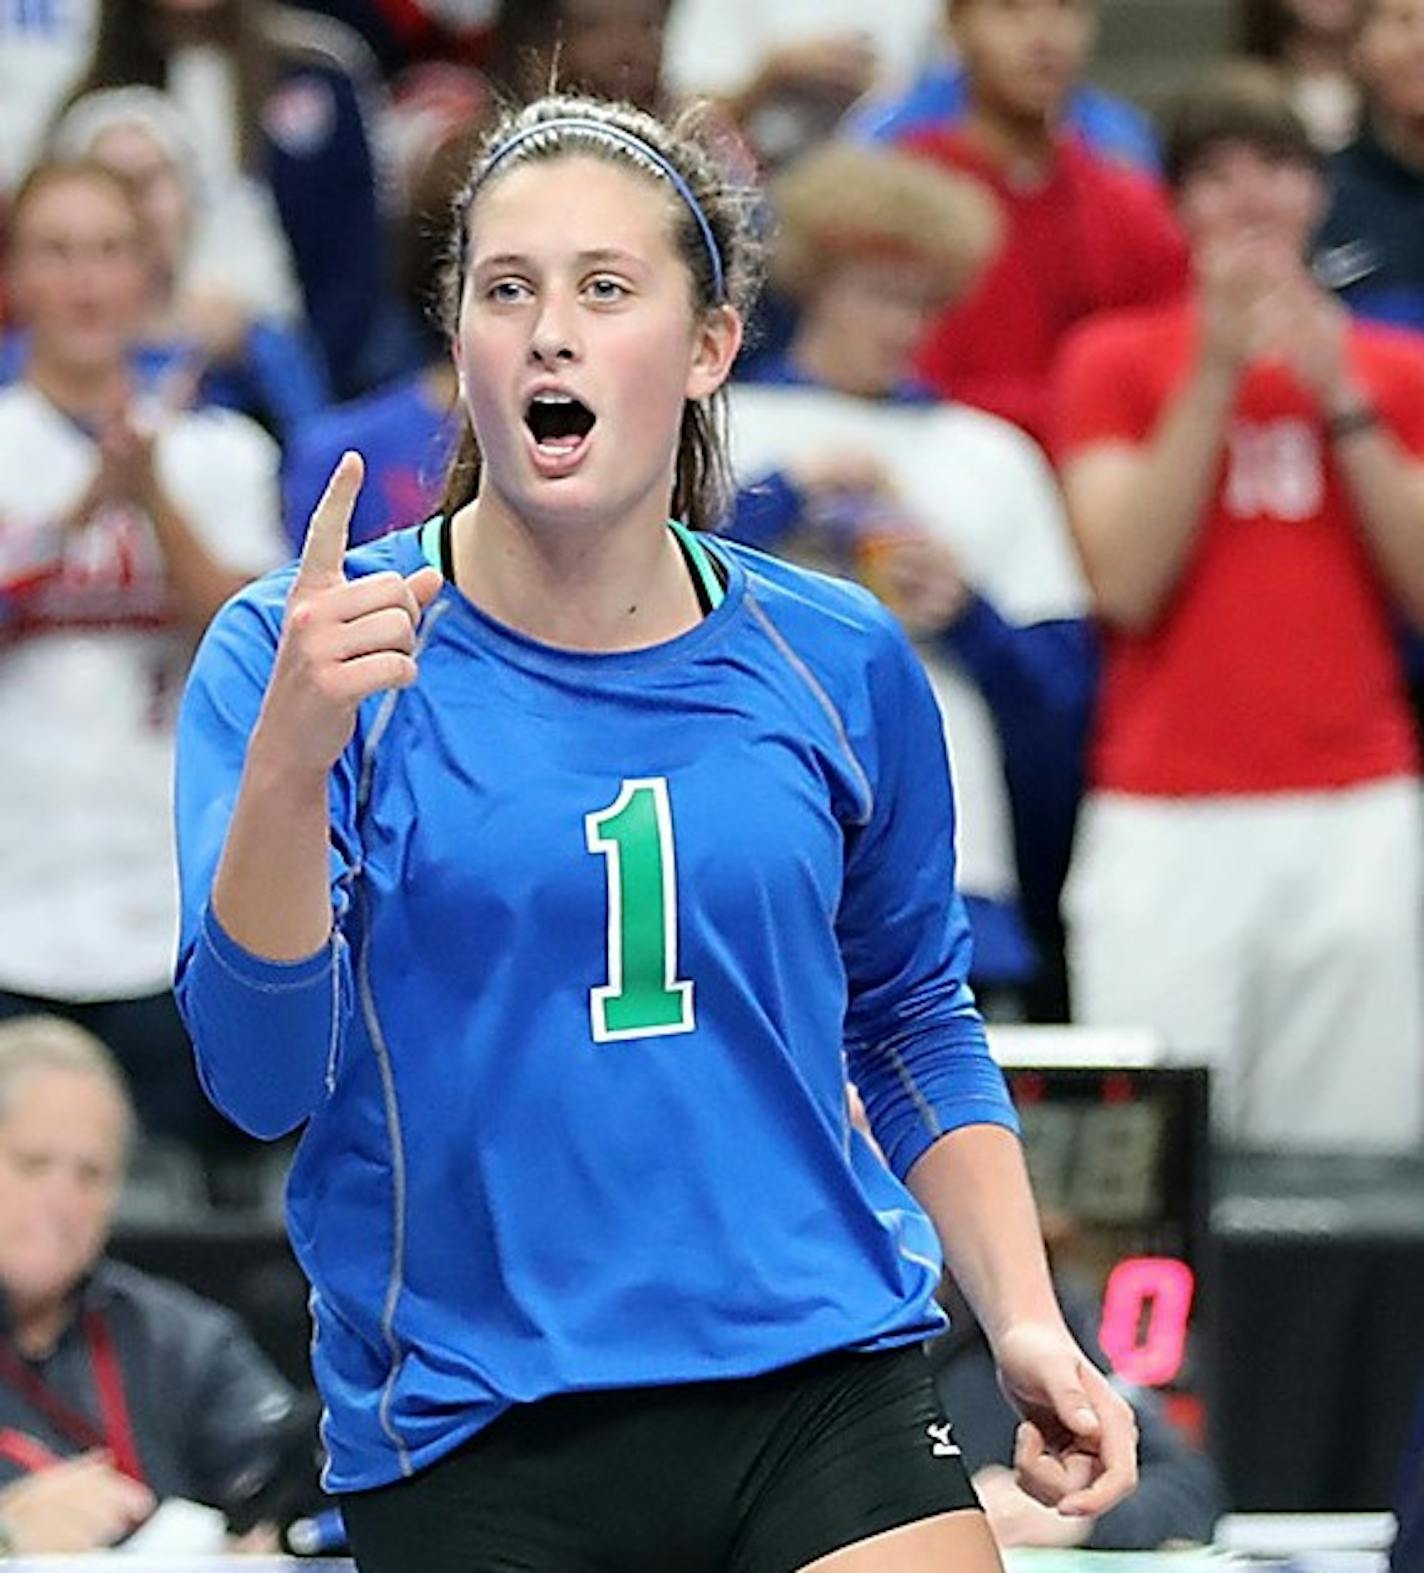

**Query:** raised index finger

left=297, top=451, right=364, bottom=588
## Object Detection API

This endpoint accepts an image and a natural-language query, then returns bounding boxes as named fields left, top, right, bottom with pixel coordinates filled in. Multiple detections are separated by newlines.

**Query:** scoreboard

left=989, top=1028, right=1211, bottom=1397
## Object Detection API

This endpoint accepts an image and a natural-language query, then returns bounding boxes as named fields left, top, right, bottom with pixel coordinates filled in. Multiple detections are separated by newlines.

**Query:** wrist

left=986, top=1308, right=1073, bottom=1359
left=244, top=729, right=334, bottom=801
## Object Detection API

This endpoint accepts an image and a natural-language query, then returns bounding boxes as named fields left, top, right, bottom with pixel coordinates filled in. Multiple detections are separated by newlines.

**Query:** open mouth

left=525, top=392, right=597, bottom=455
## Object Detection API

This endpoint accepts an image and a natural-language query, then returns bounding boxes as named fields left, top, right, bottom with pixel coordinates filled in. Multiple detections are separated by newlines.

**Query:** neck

left=960, top=97, right=1058, bottom=180
left=8, top=1294, right=71, bottom=1360
left=789, top=327, right=892, bottom=400
left=27, top=352, right=130, bottom=425
left=453, top=486, right=704, bottom=652
left=1372, top=110, right=1424, bottom=174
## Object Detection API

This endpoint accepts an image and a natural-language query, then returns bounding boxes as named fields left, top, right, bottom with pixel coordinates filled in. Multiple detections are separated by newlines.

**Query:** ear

left=685, top=304, right=743, bottom=402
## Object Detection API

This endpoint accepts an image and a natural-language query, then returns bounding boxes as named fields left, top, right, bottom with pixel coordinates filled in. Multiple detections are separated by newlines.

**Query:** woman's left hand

left=992, top=1319, right=1139, bottom=1519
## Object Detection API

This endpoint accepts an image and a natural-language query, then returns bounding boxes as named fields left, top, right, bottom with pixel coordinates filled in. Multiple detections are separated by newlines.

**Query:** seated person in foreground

left=0, top=1015, right=303, bottom=1552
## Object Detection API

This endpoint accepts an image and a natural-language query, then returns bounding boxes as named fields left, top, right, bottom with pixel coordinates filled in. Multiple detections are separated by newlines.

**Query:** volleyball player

left=173, top=94, right=1137, bottom=1572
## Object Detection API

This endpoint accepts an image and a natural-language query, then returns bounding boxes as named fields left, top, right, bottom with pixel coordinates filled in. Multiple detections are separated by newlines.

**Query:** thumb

left=1053, top=1378, right=1101, bottom=1440
left=297, top=451, right=363, bottom=588
left=406, top=564, right=444, bottom=611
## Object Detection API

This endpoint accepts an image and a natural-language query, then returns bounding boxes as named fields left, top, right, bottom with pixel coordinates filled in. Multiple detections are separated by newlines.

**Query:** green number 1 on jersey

left=585, top=777, right=695, bottom=1042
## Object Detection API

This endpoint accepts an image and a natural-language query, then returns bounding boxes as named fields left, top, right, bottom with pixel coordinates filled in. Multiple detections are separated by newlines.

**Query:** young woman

left=174, top=94, right=1137, bottom=1572
left=0, top=158, right=284, bottom=1154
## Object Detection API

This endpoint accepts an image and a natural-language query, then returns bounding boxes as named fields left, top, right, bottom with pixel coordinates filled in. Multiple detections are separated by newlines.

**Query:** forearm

left=1330, top=414, right=1424, bottom=627
left=187, top=741, right=347, bottom=1136
left=906, top=1123, right=1066, bottom=1349
left=148, top=485, right=251, bottom=628
left=211, top=731, right=337, bottom=962
left=1075, top=359, right=1236, bottom=630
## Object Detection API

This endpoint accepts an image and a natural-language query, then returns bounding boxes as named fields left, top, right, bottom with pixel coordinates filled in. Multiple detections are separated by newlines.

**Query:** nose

left=529, top=290, right=580, bottom=366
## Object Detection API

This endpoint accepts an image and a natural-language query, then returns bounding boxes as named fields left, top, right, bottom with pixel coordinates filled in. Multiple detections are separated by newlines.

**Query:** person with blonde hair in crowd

left=0, top=157, right=285, bottom=1154
left=727, top=141, right=1093, bottom=1018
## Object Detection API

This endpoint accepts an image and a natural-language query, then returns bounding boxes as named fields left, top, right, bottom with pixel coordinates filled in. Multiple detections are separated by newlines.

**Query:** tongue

left=538, top=434, right=584, bottom=454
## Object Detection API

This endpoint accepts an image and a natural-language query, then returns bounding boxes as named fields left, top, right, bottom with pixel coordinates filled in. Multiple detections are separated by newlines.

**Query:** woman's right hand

left=256, top=453, right=444, bottom=778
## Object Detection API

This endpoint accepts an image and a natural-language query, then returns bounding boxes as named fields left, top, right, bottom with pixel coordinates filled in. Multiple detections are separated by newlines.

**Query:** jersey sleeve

left=838, top=612, right=1019, bottom=1180
left=173, top=582, right=360, bottom=1139
left=1051, top=315, right=1161, bottom=462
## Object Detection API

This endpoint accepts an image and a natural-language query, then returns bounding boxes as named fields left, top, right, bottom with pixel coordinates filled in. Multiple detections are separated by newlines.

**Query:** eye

left=486, top=278, right=532, bottom=304
left=585, top=276, right=629, bottom=304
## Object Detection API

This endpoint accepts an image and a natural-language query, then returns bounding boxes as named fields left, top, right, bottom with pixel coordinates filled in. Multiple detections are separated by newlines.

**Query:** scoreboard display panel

left=988, top=1028, right=1211, bottom=1398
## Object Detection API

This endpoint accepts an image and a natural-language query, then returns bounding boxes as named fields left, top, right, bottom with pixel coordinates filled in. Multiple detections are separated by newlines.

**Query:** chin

left=4, top=1267, right=79, bottom=1306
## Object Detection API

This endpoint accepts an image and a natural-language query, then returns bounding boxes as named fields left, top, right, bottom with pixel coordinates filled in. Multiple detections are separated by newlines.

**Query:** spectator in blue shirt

left=1315, top=0, right=1424, bottom=332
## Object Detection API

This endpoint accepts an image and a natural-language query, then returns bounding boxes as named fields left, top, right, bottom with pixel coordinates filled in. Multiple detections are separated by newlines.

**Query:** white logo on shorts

left=926, top=1422, right=961, bottom=1458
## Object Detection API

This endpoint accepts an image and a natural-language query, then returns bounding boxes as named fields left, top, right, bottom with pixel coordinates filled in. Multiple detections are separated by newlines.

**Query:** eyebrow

left=471, top=248, right=647, bottom=273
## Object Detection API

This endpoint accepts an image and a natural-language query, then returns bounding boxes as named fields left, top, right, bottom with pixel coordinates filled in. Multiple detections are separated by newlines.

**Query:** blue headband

left=474, top=116, right=728, bottom=303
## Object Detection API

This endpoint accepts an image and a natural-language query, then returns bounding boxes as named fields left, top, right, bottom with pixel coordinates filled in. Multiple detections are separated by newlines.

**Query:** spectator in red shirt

left=899, top=0, right=1188, bottom=444
left=1055, top=64, right=1424, bottom=1153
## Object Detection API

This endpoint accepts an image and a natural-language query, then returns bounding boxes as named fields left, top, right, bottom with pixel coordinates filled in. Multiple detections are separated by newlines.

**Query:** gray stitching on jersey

left=355, top=895, right=415, bottom=1476
left=744, top=592, right=874, bottom=826
left=885, top=1041, right=945, bottom=1144
left=198, top=923, right=333, bottom=992
left=324, top=931, right=346, bottom=1094
left=898, top=1242, right=944, bottom=1278
left=344, top=590, right=449, bottom=1475
left=358, top=601, right=448, bottom=809
left=309, top=1289, right=338, bottom=1494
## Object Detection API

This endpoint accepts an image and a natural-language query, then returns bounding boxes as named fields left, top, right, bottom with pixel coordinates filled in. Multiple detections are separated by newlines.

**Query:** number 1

left=585, top=778, right=695, bottom=1042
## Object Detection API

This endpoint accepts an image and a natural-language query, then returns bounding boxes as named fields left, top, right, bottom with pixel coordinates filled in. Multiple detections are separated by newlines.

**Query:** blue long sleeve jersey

left=174, top=525, right=1019, bottom=1492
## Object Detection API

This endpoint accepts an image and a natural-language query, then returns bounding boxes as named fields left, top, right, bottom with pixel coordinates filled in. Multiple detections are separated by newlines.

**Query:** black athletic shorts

left=341, top=1344, right=980, bottom=1573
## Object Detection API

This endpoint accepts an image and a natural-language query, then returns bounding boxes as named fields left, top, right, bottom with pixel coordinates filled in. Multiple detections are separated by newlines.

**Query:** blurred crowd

left=1, top=0, right=1423, bottom=1553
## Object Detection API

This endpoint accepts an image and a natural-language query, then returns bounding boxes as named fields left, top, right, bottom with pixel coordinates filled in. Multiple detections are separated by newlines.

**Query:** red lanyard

left=0, top=1312, right=145, bottom=1486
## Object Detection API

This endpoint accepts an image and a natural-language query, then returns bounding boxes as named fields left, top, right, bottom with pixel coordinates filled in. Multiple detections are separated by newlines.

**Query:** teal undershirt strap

left=419, top=515, right=443, bottom=574
left=419, top=516, right=726, bottom=612
left=668, top=518, right=726, bottom=611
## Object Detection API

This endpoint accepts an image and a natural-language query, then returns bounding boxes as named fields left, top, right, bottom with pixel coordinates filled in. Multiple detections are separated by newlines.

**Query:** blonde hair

left=0, top=1015, right=134, bottom=1144
left=770, top=143, right=1003, bottom=307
